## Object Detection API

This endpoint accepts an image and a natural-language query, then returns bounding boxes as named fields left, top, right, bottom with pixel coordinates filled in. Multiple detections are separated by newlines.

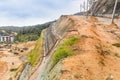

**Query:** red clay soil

left=60, top=16, right=120, bottom=80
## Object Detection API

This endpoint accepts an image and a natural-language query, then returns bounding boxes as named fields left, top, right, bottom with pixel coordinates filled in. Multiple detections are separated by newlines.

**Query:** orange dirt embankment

left=59, top=16, right=120, bottom=80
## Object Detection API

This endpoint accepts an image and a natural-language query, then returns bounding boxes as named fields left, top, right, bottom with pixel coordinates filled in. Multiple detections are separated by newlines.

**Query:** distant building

left=0, top=35, right=14, bottom=42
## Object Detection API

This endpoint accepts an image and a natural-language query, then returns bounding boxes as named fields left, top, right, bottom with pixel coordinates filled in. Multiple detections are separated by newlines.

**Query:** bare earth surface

left=59, top=16, right=120, bottom=80
left=0, top=41, right=35, bottom=80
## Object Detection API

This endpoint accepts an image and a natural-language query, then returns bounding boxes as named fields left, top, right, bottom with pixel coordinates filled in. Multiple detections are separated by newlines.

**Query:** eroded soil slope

left=59, top=16, right=120, bottom=80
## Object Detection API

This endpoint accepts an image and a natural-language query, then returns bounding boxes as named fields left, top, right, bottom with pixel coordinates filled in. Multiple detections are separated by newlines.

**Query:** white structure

left=0, top=35, right=14, bottom=42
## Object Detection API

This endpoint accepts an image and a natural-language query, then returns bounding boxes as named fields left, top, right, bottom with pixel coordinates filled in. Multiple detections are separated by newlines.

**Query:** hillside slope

left=27, top=15, right=120, bottom=80
left=18, top=15, right=120, bottom=80
left=58, top=16, right=120, bottom=80
left=0, top=21, right=54, bottom=42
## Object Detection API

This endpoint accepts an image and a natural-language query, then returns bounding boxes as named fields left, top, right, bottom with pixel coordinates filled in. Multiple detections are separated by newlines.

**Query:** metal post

left=86, top=0, right=89, bottom=18
left=112, top=0, right=118, bottom=23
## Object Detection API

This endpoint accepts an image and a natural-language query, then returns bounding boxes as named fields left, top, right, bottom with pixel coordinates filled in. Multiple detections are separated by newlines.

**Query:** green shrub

left=64, top=36, right=79, bottom=45
left=53, top=36, right=79, bottom=65
left=53, top=46, right=73, bottom=65
left=112, top=43, right=120, bottom=47
left=27, top=31, right=44, bottom=66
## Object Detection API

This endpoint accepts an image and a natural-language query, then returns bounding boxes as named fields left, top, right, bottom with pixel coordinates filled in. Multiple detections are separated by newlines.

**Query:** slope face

left=58, top=16, right=120, bottom=80
left=20, top=15, right=120, bottom=80
left=44, top=15, right=75, bottom=56
left=28, top=15, right=76, bottom=80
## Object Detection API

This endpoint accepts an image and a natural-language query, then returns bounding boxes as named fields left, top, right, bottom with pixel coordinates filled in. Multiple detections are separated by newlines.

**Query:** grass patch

left=27, top=30, right=44, bottom=66
left=64, top=36, right=79, bottom=46
left=53, top=36, right=79, bottom=65
left=10, top=68, right=17, bottom=72
left=53, top=46, right=73, bottom=65
left=112, top=42, right=120, bottom=47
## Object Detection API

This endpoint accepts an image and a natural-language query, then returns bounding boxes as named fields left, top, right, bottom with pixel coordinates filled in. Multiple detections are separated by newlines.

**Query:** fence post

left=111, top=0, right=118, bottom=23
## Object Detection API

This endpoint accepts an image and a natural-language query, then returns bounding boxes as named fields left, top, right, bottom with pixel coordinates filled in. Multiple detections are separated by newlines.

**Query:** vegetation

left=0, top=21, right=54, bottom=42
left=10, top=68, right=17, bottom=72
left=53, top=36, right=79, bottom=65
left=112, top=42, right=120, bottom=47
left=53, top=46, right=73, bottom=65
left=15, top=24, right=50, bottom=42
left=28, top=31, right=44, bottom=66
left=64, top=36, right=79, bottom=45
left=0, top=26, right=22, bottom=32
left=15, top=34, right=39, bottom=42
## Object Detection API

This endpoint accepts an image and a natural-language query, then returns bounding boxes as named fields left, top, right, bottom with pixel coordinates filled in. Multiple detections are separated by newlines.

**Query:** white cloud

left=0, top=0, right=83, bottom=26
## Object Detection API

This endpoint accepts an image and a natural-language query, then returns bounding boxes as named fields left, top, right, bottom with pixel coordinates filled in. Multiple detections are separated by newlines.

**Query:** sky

left=0, top=0, right=82, bottom=26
